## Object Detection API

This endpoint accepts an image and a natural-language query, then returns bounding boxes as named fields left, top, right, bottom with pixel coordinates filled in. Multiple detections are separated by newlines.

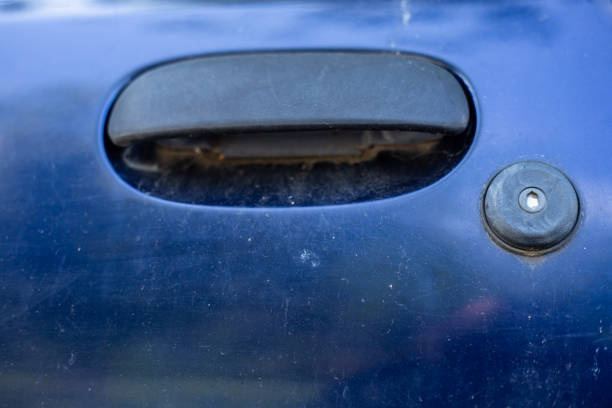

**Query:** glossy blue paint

left=1, top=1, right=612, bottom=407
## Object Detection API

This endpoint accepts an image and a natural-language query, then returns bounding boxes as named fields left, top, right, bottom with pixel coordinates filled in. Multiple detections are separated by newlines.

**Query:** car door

left=1, top=1, right=612, bottom=407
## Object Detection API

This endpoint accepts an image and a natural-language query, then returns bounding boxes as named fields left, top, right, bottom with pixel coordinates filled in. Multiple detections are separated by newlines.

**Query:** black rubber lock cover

left=484, top=161, right=579, bottom=252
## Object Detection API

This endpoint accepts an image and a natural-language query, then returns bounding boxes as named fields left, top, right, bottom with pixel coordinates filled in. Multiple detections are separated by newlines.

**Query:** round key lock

left=483, top=161, right=579, bottom=253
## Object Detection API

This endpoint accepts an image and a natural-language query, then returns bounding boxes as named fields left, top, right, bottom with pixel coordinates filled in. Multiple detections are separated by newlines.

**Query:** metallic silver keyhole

left=518, top=187, right=547, bottom=213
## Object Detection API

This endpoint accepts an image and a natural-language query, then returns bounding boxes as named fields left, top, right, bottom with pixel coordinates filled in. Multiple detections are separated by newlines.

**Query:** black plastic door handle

left=107, top=52, right=470, bottom=159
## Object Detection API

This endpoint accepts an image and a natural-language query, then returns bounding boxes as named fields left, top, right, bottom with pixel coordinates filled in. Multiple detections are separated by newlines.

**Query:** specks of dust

left=299, top=249, right=320, bottom=268
left=592, top=347, right=601, bottom=380
left=400, top=0, right=411, bottom=25
left=68, top=352, right=76, bottom=366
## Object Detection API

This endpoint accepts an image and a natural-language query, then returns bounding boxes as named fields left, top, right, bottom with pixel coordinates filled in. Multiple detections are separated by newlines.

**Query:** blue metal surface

left=1, top=1, right=612, bottom=406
